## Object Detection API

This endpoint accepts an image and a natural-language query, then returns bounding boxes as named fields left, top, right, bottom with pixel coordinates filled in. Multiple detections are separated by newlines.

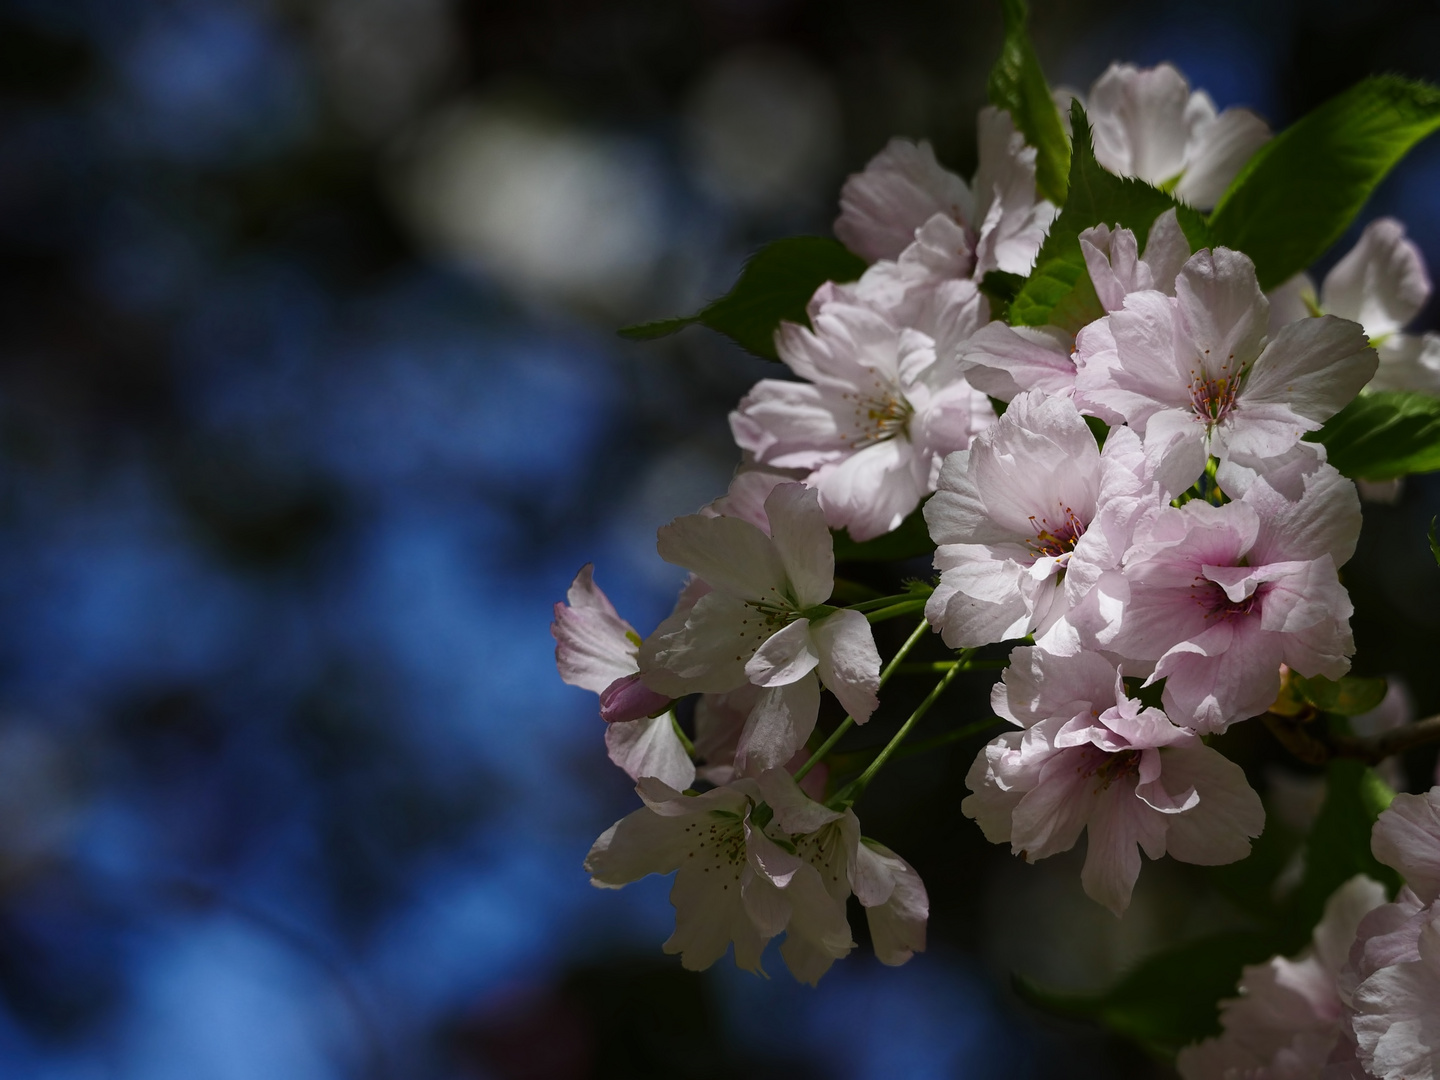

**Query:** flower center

left=1026, top=506, right=1086, bottom=560
left=1078, top=745, right=1141, bottom=789
left=839, top=378, right=914, bottom=450
left=1193, top=577, right=1264, bottom=621
left=1187, top=354, right=1243, bottom=425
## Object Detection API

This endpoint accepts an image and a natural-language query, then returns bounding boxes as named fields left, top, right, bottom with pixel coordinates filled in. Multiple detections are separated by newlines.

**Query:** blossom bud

left=599, top=673, right=671, bottom=724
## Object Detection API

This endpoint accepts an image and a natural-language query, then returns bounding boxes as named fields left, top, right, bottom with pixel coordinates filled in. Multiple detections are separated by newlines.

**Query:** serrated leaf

left=1009, top=103, right=1209, bottom=330
left=618, top=237, right=866, bottom=360
left=832, top=505, right=935, bottom=563
left=987, top=0, right=1069, bottom=205
left=1293, top=674, right=1388, bottom=716
left=1305, top=389, right=1440, bottom=480
left=1209, top=76, right=1440, bottom=291
left=1286, top=758, right=1400, bottom=951
left=1014, top=933, right=1276, bottom=1057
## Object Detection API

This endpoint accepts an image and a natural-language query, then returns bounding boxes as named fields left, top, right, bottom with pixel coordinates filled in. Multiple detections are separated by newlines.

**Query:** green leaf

left=832, top=505, right=936, bottom=563
left=978, top=269, right=1025, bottom=322
left=1209, top=76, right=1440, bottom=291
left=1014, top=933, right=1276, bottom=1057
left=1009, top=104, right=1209, bottom=331
left=987, top=0, right=1069, bottom=205
left=1293, top=674, right=1388, bottom=716
left=1305, top=389, right=1440, bottom=480
left=618, top=237, right=866, bottom=360
left=1287, top=758, right=1400, bottom=951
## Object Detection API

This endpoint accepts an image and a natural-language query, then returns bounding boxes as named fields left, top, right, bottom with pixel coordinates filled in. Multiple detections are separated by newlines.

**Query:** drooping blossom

left=923, top=391, right=1158, bottom=651
left=1343, top=788, right=1440, bottom=1079
left=638, top=483, right=880, bottom=771
left=585, top=768, right=927, bottom=983
left=1176, top=875, right=1388, bottom=1080
left=963, top=648, right=1264, bottom=915
left=731, top=294, right=993, bottom=541
left=834, top=107, right=1057, bottom=279
left=1074, top=246, right=1376, bottom=497
left=1066, top=62, right=1271, bottom=210
left=1269, top=217, right=1440, bottom=396
left=1105, top=463, right=1361, bottom=734
left=552, top=565, right=693, bottom=791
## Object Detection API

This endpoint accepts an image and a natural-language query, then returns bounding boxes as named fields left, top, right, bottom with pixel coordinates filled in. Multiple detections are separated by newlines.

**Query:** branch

left=1263, top=709, right=1440, bottom=767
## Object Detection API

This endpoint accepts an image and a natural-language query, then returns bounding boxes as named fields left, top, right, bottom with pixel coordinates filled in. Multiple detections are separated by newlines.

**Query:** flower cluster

left=1179, top=788, right=1440, bottom=1079
left=557, top=50, right=1440, bottom=1031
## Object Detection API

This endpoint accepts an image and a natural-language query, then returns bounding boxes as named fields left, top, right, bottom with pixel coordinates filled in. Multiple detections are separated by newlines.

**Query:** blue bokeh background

left=2, top=1, right=1439, bottom=1077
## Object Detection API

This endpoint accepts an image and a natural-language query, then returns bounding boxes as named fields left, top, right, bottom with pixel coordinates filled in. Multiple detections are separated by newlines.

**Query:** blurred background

left=3, top=0, right=1440, bottom=1076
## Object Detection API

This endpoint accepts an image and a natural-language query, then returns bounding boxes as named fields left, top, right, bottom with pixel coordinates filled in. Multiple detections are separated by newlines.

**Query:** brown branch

left=1262, top=710, right=1440, bottom=767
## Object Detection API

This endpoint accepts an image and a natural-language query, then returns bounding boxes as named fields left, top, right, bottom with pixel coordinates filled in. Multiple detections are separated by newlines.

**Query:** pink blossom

left=1074, top=247, right=1375, bottom=498
left=585, top=769, right=927, bottom=983
left=963, top=648, right=1264, bottom=914
left=1106, top=463, right=1361, bottom=733
left=552, top=565, right=694, bottom=790
left=638, top=483, right=880, bottom=771
left=1269, top=218, right=1440, bottom=396
left=731, top=296, right=993, bottom=541
left=923, top=392, right=1159, bottom=651
left=1176, top=875, right=1388, bottom=1079
left=1075, top=62, right=1271, bottom=210
left=834, top=108, right=1056, bottom=278
left=1081, top=209, right=1191, bottom=313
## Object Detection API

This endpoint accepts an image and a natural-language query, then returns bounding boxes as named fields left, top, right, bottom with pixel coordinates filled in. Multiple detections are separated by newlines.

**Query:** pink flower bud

left=599, top=673, right=670, bottom=724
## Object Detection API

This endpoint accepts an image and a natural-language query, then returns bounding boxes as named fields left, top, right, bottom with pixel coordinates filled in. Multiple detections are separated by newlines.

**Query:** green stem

left=845, top=592, right=925, bottom=614
left=830, top=658, right=965, bottom=807
left=792, top=617, right=930, bottom=783
left=865, top=598, right=929, bottom=624
left=893, top=716, right=1005, bottom=760
left=892, top=659, right=1007, bottom=675
left=669, top=712, right=695, bottom=757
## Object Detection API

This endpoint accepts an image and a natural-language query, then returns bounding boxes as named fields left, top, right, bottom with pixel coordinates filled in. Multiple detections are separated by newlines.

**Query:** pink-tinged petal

left=730, top=379, right=847, bottom=469
left=1140, top=407, right=1208, bottom=498
left=1311, top=874, right=1389, bottom=977
left=605, top=713, right=696, bottom=790
left=656, top=511, right=788, bottom=600
left=854, top=838, right=929, bottom=966
left=756, top=767, right=843, bottom=835
left=926, top=551, right=1031, bottom=648
left=639, top=591, right=757, bottom=696
left=1173, top=247, right=1269, bottom=384
left=1253, top=558, right=1348, bottom=635
left=702, top=462, right=806, bottom=532
left=734, top=674, right=822, bottom=774
left=1158, top=622, right=1285, bottom=733
left=911, top=374, right=994, bottom=467
left=1088, top=62, right=1191, bottom=185
left=1108, top=290, right=1190, bottom=414
left=1371, top=789, right=1440, bottom=904
left=1350, top=913, right=1440, bottom=1080
left=1216, top=439, right=1328, bottom=503
left=962, top=732, right=1027, bottom=842
left=1081, top=222, right=1146, bottom=312
left=762, top=483, right=835, bottom=608
left=924, top=454, right=1014, bottom=546
left=1081, top=783, right=1162, bottom=915
left=1141, top=208, right=1191, bottom=289
left=960, top=322, right=1076, bottom=401
left=1347, top=889, right=1428, bottom=989
left=1370, top=331, right=1440, bottom=395
left=1267, top=273, right=1319, bottom=335
left=692, top=686, right=753, bottom=780
left=1159, top=742, right=1265, bottom=864
left=599, top=672, right=672, bottom=723
left=1010, top=747, right=1102, bottom=861
left=1174, top=107, right=1271, bottom=209
left=995, top=646, right=1119, bottom=727
left=811, top=437, right=926, bottom=542
left=835, top=137, right=974, bottom=264
left=553, top=564, right=639, bottom=693
left=1321, top=217, right=1431, bottom=338
left=744, top=813, right=804, bottom=887
left=1241, top=315, right=1377, bottom=424
left=745, top=618, right=820, bottom=688
left=811, top=608, right=881, bottom=724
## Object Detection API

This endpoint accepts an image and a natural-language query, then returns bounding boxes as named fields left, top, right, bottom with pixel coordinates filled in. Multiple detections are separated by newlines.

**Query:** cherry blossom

left=731, top=294, right=993, bottom=541
left=552, top=564, right=694, bottom=791
left=1105, top=463, right=1361, bottom=734
left=1176, top=875, right=1388, bottom=1079
left=923, top=391, right=1158, bottom=650
left=1068, top=62, right=1271, bottom=210
left=1074, top=246, right=1376, bottom=497
left=963, top=648, right=1264, bottom=914
left=834, top=107, right=1057, bottom=279
left=585, top=769, right=926, bottom=983
left=1081, top=209, right=1191, bottom=313
left=1342, top=788, right=1440, bottom=1079
left=1269, top=217, right=1440, bottom=396
left=638, top=483, right=880, bottom=771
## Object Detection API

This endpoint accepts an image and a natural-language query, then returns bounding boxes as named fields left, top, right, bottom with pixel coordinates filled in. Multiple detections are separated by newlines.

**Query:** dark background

left=2, top=0, right=1440, bottom=1076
